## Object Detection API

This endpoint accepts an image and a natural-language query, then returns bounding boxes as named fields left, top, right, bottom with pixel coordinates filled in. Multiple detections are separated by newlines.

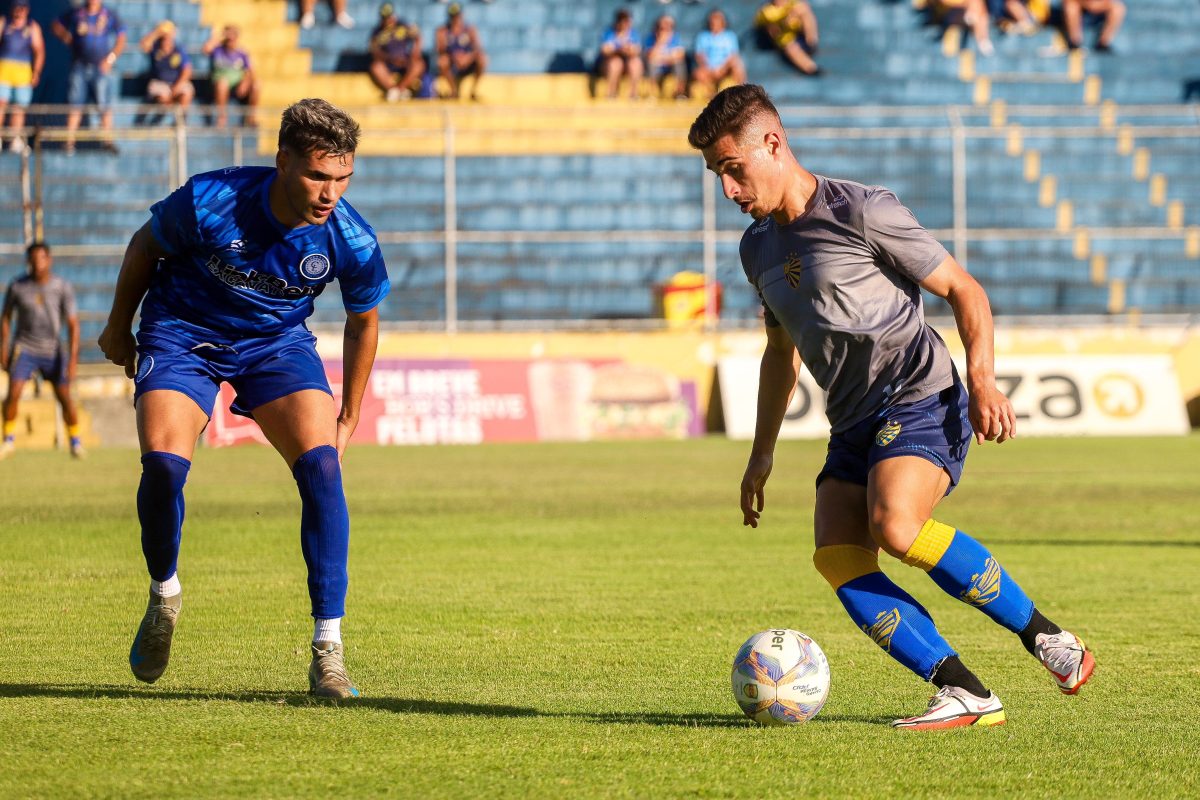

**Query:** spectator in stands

left=644, top=14, right=688, bottom=100
left=932, top=0, right=995, bottom=57
left=436, top=3, right=487, bottom=101
left=51, top=0, right=126, bottom=155
left=300, top=0, right=354, bottom=31
left=203, top=26, right=260, bottom=129
left=1062, top=0, right=1125, bottom=52
left=0, top=0, right=43, bottom=155
left=988, top=0, right=1040, bottom=35
left=599, top=8, right=644, bottom=100
left=754, top=0, right=821, bottom=76
left=1, top=242, right=84, bottom=461
left=693, top=9, right=746, bottom=99
left=138, top=21, right=194, bottom=122
left=369, top=3, right=426, bottom=101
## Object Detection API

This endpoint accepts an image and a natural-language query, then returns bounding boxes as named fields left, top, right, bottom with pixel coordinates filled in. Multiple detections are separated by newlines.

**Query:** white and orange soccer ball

left=731, top=629, right=831, bottom=725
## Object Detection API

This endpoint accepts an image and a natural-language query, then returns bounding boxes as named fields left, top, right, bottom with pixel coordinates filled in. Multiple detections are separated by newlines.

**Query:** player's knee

left=867, top=508, right=922, bottom=560
left=813, top=544, right=880, bottom=590
left=141, top=451, right=191, bottom=493
left=292, top=444, right=342, bottom=489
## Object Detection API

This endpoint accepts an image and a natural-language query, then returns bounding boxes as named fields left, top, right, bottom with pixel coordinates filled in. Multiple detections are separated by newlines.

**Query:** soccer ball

left=731, top=629, right=831, bottom=725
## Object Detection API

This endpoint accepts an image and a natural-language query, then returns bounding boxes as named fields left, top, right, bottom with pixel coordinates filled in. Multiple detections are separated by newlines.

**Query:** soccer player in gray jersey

left=690, top=85, right=1094, bottom=730
left=1, top=242, right=83, bottom=459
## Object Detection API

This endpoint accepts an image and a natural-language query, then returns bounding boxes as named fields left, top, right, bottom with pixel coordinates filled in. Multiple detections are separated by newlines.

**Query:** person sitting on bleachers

left=0, top=0, right=43, bottom=155
left=436, top=3, right=487, bottom=100
left=138, top=21, right=194, bottom=122
left=988, top=0, right=1041, bottom=35
left=599, top=8, right=644, bottom=100
left=754, top=0, right=821, bottom=76
left=644, top=14, right=688, bottom=100
left=369, top=3, right=426, bottom=101
left=1062, top=0, right=1125, bottom=52
left=693, top=9, right=746, bottom=99
left=931, top=0, right=995, bottom=57
left=300, top=0, right=354, bottom=30
left=203, top=25, right=260, bottom=128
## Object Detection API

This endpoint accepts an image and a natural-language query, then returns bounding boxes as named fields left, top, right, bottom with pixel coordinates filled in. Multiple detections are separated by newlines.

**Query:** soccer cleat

left=1034, top=630, right=1094, bottom=694
left=891, top=686, right=1006, bottom=731
left=0, top=440, right=14, bottom=460
left=70, top=441, right=87, bottom=460
left=129, top=590, right=181, bottom=683
left=309, top=641, right=360, bottom=699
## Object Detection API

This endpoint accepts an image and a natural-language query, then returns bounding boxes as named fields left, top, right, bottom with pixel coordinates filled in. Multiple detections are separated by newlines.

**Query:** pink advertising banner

left=208, top=358, right=701, bottom=447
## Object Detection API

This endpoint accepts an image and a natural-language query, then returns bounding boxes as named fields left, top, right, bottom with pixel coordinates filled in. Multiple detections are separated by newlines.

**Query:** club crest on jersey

left=876, top=421, right=902, bottom=447
left=299, top=253, right=331, bottom=281
left=783, top=253, right=804, bottom=288
left=960, top=558, right=1002, bottom=607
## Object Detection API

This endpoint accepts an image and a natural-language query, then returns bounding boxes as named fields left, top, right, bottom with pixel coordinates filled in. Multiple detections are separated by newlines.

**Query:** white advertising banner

left=719, top=354, right=1190, bottom=439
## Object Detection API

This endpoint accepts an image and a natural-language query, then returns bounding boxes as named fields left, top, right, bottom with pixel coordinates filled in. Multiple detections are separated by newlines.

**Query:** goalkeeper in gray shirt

left=689, top=85, right=1093, bottom=730
left=1, top=242, right=83, bottom=459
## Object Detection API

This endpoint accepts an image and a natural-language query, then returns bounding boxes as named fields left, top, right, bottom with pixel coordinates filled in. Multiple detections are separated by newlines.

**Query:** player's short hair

left=25, top=241, right=49, bottom=258
left=688, top=84, right=781, bottom=151
left=278, top=98, right=361, bottom=158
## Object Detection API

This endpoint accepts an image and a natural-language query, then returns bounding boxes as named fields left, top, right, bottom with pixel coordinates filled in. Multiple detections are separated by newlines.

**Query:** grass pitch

left=2, top=436, right=1199, bottom=798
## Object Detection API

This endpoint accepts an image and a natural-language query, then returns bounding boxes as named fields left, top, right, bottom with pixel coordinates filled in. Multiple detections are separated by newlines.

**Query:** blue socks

left=814, top=545, right=955, bottom=680
left=138, top=451, right=191, bottom=582
left=903, top=520, right=1035, bottom=634
left=292, top=445, right=350, bottom=620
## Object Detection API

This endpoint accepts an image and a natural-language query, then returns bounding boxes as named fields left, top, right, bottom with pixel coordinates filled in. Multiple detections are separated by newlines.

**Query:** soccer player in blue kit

left=690, top=85, right=1094, bottom=730
left=98, top=99, right=388, bottom=698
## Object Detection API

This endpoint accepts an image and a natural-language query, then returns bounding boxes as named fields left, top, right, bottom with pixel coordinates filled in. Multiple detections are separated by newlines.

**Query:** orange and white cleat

left=1035, top=631, right=1095, bottom=695
left=891, top=686, right=1007, bottom=731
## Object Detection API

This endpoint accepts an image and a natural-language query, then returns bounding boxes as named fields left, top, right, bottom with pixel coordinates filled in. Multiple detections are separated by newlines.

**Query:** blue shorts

left=133, top=323, right=331, bottom=418
left=67, top=62, right=114, bottom=108
left=817, top=381, right=973, bottom=496
left=8, top=347, right=67, bottom=384
left=0, top=82, right=32, bottom=106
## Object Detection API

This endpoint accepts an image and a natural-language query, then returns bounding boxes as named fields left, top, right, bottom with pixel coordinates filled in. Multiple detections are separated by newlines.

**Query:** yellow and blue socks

left=2, top=419, right=14, bottom=444
left=137, top=451, right=191, bottom=581
left=904, top=519, right=1040, bottom=635
left=293, top=445, right=351, bottom=620
left=813, top=545, right=957, bottom=680
left=67, top=423, right=82, bottom=450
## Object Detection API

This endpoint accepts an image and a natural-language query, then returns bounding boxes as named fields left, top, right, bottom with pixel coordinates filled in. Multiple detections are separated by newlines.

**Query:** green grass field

left=2, top=436, right=1199, bottom=798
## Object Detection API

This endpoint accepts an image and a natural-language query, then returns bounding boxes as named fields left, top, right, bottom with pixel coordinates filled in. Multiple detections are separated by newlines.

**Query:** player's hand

left=740, top=453, right=773, bottom=528
left=97, top=324, right=137, bottom=379
left=969, top=384, right=1016, bottom=444
left=335, top=414, right=358, bottom=461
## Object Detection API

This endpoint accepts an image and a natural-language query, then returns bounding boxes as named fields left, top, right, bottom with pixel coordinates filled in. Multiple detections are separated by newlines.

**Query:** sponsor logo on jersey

left=828, top=194, right=848, bottom=210
left=864, top=608, right=900, bottom=652
left=750, top=218, right=770, bottom=235
left=960, top=558, right=1001, bottom=607
left=783, top=252, right=804, bottom=288
left=299, top=252, right=332, bottom=281
left=876, top=420, right=902, bottom=446
left=203, top=255, right=321, bottom=300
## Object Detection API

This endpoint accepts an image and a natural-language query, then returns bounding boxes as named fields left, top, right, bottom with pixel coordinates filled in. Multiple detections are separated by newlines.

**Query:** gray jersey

left=739, top=175, right=955, bottom=432
left=2, top=275, right=78, bottom=357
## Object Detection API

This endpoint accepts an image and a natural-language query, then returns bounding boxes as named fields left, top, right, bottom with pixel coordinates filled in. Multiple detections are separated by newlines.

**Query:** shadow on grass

left=0, top=683, right=894, bottom=727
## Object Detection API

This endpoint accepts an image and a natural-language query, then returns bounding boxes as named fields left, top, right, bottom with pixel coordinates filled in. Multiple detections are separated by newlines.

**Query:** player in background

left=689, top=85, right=1094, bottom=730
left=1, top=242, right=83, bottom=460
left=98, top=98, right=390, bottom=699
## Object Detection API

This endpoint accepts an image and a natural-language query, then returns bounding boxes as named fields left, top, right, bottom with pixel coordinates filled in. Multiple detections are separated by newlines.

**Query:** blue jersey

left=150, top=42, right=190, bottom=84
left=0, top=19, right=35, bottom=67
left=57, top=5, right=125, bottom=66
left=143, top=166, right=390, bottom=338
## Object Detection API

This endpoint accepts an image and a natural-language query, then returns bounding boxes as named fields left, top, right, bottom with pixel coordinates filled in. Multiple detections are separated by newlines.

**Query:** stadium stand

left=5, top=0, right=1200, bottom=359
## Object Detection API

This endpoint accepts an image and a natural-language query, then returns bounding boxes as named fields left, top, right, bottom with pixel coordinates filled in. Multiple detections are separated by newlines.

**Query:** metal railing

left=4, top=103, right=1199, bottom=333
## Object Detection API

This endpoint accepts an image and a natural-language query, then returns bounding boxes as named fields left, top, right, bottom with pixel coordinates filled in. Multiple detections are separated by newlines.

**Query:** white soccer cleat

left=0, top=440, right=14, bottom=460
left=1035, top=630, right=1095, bottom=695
left=892, top=686, right=1006, bottom=731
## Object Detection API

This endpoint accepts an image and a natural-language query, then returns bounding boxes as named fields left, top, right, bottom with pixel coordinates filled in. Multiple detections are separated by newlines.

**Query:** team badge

left=960, top=558, right=1002, bottom=607
left=783, top=253, right=804, bottom=288
left=876, top=421, right=902, bottom=447
left=864, top=608, right=900, bottom=652
left=135, top=354, right=155, bottom=382
left=299, top=253, right=331, bottom=281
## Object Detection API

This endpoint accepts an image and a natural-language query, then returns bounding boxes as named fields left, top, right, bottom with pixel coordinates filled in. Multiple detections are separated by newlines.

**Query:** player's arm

left=920, top=256, right=1015, bottom=444
left=0, top=286, right=13, bottom=372
left=66, top=312, right=80, bottom=382
left=98, top=222, right=169, bottom=378
left=741, top=321, right=800, bottom=528
left=336, top=306, right=379, bottom=459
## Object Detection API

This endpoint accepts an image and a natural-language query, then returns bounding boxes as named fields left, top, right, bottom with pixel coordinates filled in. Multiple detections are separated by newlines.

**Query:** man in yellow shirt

left=755, top=0, right=820, bottom=76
